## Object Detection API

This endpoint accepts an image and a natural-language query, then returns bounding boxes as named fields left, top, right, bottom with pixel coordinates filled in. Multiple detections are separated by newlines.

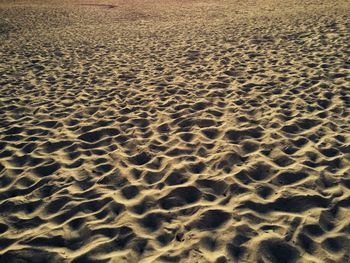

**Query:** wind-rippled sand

left=0, top=0, right=350, bottom=262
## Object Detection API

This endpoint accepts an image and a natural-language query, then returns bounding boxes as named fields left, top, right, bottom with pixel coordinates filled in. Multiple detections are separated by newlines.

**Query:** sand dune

left=0, top=0, right=350, bottom=262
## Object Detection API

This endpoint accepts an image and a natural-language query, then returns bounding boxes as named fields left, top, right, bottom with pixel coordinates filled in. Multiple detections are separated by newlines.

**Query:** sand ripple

left=0, top=0, right=350, bottom=262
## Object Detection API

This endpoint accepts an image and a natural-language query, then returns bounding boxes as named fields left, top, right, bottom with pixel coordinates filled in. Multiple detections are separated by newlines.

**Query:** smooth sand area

left=0, top=0, right=350, bottom=262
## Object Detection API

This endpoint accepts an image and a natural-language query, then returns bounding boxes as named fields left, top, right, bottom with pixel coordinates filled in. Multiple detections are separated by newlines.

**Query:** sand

left=0, top=0, right=350, bottom=262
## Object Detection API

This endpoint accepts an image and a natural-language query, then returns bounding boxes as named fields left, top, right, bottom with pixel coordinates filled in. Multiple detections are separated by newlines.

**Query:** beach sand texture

left=0, top=0, right=350, bottom=262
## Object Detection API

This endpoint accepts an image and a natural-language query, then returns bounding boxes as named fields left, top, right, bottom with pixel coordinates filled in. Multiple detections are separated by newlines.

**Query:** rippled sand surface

left=0, top=1, right=350, bottom=262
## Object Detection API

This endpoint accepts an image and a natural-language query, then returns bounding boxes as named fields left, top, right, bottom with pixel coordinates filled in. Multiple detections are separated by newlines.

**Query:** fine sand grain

left=0, top=0, right=350, bottom=262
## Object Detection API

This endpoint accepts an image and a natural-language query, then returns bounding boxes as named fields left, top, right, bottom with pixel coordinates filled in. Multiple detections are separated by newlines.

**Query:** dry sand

left=0, top=0, right=350, bottom=262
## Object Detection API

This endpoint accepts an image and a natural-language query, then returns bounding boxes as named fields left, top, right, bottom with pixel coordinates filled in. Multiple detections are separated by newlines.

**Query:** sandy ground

left=0, top=0, right=350, bottom=262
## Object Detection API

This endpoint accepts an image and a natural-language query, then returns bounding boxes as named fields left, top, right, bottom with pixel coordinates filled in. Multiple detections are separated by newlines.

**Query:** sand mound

left=0, top=0, right=350, bottom=262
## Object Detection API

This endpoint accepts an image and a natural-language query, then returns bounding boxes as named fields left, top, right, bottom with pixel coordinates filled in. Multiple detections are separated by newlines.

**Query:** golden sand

left=0, top=0, right=350, bottom=262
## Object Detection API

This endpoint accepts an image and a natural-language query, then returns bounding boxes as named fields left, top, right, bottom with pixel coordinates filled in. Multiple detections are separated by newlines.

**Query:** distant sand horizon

left=0, top=0, right=350, bottom=262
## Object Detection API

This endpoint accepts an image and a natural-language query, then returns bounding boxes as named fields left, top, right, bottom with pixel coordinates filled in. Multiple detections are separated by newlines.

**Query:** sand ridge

left=0, top=0, right=350, bottom=262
